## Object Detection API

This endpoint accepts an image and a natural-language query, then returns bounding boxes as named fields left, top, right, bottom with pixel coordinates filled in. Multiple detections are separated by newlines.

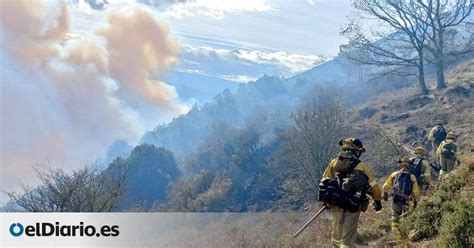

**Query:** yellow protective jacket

left=436, top=140, right=460, bottom=159
left=322, top=158, right=382, bottom=201
left=428, top=125, right=443, bottom=141
left=382, top=170, right=420, bottom=199
left=410, top=156, right=432, bottom=184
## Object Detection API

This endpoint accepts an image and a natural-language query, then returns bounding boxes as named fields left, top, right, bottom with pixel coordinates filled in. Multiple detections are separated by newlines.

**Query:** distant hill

left=164, top=70, right=239, bottom=104
left=289, top=55, right=358, bottom=85
left=140, top=75, right=305, bottom=158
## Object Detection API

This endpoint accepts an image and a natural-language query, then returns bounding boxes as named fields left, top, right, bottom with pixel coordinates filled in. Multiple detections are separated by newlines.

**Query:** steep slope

left=289, top=56, right=354, bottom=85
left=349, top=59, right=474, bottom=246
left=353, top=59, right=473, bottom=154
left=399, top=156, right=473, bottom=247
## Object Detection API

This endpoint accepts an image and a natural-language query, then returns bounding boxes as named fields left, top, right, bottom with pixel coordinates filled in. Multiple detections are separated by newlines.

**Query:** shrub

left=438, top=199, right=474, bottom=247
left=401, top=201, right=442, bottom=240
left=433, top=175, right=464, bottom=204
left=401, top=159, right=471, bottom=242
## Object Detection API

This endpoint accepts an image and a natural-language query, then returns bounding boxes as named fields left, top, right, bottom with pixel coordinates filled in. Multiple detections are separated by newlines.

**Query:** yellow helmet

left=413, top=147, right=425, bottom=155
left=447, top=131, right=456, bottom=140
left=398, top=156, right=412, bottom=168
left=339, top=138, right=365, bottom=153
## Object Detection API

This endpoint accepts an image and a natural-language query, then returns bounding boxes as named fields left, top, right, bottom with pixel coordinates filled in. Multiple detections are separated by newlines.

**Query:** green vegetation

left=107, top=144, right=181, bottom=210
left=439, top=198, right=473, bottom=247
left=400, top=157, right=473, bottom=246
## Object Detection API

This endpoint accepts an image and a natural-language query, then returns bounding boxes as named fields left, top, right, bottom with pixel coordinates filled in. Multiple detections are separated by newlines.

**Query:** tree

left=164, top=172, right=232, bottom=212
left=279, top=86, right=349, bottom=200
left=107, top=144, right=181, bottom=210
left=419, top=0, right=474, bottom=89
left=7, top=165, right=125, bottom=212
left=182, top=121, right=283, bottom=211
left=341, top=0, right=432, bottom=94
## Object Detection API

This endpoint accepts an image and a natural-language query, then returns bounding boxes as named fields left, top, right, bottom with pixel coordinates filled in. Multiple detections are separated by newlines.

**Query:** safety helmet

left=446, top=131, right=456, bottom=140
left=398, top=156, right=412, bottom=168
left=339, top=138, right=366, bottom=153
left=435, top=119, right=443, bottom=125
left=413, top=147, right=425, bottom=156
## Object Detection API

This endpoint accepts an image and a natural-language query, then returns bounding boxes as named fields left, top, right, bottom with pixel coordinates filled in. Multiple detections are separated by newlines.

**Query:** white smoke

left=0, top=1, right=187, bottom=201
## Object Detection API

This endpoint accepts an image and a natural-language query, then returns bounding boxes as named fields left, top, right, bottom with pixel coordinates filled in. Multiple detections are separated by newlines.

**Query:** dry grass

left=352, top=60, right=473, bottom=160
left=155, top=211, right=333, bottom=247
left=445, top=59, right=474, bottom=87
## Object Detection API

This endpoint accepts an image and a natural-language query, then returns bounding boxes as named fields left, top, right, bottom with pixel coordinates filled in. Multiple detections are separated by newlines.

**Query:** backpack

left=433, top=126, right=447, bottom=143
left=441, top=142, right=457, bottom=160
left=392, top=171, right=413, bottom=205
left=322, top=159, right=369, bottom=212
left=409, top=158, right=424, bottom=186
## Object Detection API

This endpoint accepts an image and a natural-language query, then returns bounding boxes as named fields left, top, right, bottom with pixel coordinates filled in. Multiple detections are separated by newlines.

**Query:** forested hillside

left=8, top=56, right=472, bottom=214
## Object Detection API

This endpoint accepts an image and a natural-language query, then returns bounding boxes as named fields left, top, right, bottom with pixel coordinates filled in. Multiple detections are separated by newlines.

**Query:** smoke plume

left=0, top=0, right=186, bottom=201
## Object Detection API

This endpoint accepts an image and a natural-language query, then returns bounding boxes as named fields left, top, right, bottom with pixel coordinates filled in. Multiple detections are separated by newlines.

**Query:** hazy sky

left=0, top=0, right=352, bottom=204
left=69, top=0, right=352, bottom=81
left=161, top=0, right=352, bottom=55
left=69, top=0, right=350, bottom=82
left=71, top=0, right=352, bottom=55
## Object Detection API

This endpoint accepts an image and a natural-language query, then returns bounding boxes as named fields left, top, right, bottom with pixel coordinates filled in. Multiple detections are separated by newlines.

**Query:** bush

left=401, top=159, right=471, bottom=242
left=433, top=174, right=464, bottom=204
left=401, top=201, right=442, bottom=240
left=438, top=199, right=474, bottom=247
left=8, top=166, right=124, bottom=212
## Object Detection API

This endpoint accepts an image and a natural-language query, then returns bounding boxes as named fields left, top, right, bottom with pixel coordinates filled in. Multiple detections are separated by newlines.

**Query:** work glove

left=318, top=178, right=330, bottom=202
left=383, top=192, right=389, bottom=201
left=373, top=200, right=382, bottom=212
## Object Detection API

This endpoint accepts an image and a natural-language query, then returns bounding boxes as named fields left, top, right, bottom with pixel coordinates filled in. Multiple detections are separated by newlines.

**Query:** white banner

left=0, top=212, right=333, bottom=247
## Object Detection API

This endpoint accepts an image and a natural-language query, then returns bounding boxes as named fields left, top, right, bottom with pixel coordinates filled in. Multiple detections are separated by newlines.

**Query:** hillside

left=345, top=59, right=474, bottom=247
left=100, top=61, right=473, bottom=246
left=4, top=40, right=472, bottom=248
left=354, top=60, right=473, bottom=156
left=100, top=58, right=473, bottom=213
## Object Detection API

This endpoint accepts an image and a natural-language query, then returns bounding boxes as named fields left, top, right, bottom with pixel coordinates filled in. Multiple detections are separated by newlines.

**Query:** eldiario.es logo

left=9, top=222, right=119, bottom=237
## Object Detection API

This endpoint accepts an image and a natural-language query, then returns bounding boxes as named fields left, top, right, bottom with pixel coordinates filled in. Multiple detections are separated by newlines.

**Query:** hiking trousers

left=391, top=201, right=409, bottom=227
left=432, top=141, right=441, bottom=156
left=330, top=206, right=360, bottom=248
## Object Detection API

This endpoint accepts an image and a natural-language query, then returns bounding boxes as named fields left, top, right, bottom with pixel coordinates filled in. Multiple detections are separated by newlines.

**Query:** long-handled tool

left=292, top=205, right=328, bottom=238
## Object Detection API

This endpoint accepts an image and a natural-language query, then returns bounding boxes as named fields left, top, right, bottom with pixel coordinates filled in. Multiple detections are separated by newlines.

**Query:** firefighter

left=319, top=138, right=382, bottom=247
left=436, top=132, right=460, bottom=178
left=409, top=147, right=432, bottom=191
left=382, top=157, right=420, bottom=235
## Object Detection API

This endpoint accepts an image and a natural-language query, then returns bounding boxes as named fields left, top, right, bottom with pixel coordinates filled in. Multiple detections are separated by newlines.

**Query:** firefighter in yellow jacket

left=428, top=120, right=447, bottom=155
left=320, top=138, right=382, bottom=248
left=409, top=147, right=432, bottom=191
left=436, top=132, right=460, bottom=178
left=382, top=157, right=420, bottom=234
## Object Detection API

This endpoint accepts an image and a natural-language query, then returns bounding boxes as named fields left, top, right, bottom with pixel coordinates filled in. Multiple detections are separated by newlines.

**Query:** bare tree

left=341, top=0, right=432, bottom=94
left=419, top=0, right=474, bottom=89
left=7, top=165, right=125, bottom=212
left=283, top=86, right=349, bottom=198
